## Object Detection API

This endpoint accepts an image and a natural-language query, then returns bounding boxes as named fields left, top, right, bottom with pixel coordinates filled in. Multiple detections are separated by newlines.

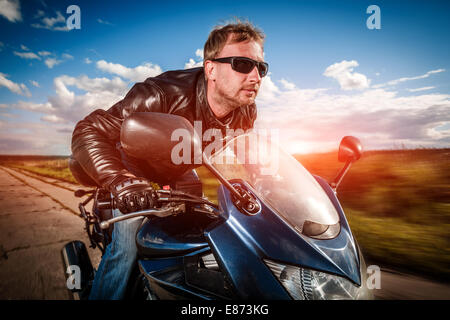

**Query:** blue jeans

left=89, top=208, right=144, bottom=300
left=89, top=143, right=148, bottom=300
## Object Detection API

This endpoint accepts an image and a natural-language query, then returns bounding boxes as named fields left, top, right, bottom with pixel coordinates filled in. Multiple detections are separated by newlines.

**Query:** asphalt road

left=0, top=166, right=449, bottom=300
left=0, top=166, right=101, bottom=299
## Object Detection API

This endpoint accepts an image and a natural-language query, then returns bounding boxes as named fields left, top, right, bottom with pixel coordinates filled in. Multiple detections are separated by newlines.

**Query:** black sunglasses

left=211, top=56, right=269, bottom=77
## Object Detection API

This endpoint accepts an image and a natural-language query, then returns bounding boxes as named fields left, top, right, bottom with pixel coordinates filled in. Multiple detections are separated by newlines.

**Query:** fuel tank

left=136, top=209, right=220, bottom=258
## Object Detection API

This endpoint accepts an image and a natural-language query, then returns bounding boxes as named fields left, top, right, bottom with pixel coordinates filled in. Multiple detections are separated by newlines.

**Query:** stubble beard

left=216, top=83, right=256, bottom=113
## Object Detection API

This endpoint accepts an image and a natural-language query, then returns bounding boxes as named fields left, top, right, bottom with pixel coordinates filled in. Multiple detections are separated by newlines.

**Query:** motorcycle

left=61, top=112, right=373, bottom=300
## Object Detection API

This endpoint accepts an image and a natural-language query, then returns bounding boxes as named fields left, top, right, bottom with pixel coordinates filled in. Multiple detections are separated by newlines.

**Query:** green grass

left=347, top=209, right=450, bottom=280
left=1, top=149, right=449, bottom=281
left=0, top=158, right=78, bottom=184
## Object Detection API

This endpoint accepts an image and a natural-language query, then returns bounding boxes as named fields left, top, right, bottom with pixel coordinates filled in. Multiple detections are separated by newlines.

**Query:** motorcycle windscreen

left=207, top=132, right=340, bottom=237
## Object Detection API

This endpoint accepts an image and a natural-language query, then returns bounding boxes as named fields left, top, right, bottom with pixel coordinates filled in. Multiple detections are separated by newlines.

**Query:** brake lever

left=99, top=204, right=185, bottom=229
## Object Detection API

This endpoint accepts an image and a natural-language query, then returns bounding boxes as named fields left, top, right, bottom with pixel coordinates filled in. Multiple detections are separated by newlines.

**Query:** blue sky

left=0, top=0, right=449, bottom=154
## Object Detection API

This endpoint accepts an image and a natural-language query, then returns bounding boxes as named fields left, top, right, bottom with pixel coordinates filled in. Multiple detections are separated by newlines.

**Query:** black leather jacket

left=71, top=67, right=257, bottom=191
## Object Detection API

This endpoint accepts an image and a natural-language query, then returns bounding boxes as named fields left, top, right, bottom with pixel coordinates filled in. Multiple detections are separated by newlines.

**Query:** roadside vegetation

left=1, top=149, right=449, bottom=282
left=0, top=155, right=78, bottom=184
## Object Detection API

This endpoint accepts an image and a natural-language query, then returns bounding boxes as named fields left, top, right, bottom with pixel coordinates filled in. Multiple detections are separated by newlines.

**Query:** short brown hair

left=203, top=19, right=265, bottom=63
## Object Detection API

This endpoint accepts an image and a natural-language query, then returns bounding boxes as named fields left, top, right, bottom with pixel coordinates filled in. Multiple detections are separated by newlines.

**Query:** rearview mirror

left=120, top=112, right=202, bottom=163
left=331, top=136, right=363, bottom=191
left=338, top=136, right=362, bottom=163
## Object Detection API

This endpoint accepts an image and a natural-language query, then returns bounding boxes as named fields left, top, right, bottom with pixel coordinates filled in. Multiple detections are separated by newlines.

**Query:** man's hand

left=111, top=178, right=156, bottom=214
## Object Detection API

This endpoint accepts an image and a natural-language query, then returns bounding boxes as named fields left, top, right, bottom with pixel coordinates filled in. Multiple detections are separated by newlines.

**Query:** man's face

left=209, top=37, right=264, bottom=110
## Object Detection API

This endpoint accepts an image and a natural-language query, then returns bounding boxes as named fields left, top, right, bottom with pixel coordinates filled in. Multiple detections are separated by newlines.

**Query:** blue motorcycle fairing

left=205, top=180, right=361, bottom=299
left=312, top=175, right=361, bottom=278
left=135, top=209, right=218, bottom=258
left=136, top=175, right=361, bottom=299
left=138, top=247, right=217, bottom=300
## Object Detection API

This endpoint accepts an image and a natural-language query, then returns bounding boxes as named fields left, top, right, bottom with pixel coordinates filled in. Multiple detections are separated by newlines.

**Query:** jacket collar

left=196, top=69, right=235, bottom=131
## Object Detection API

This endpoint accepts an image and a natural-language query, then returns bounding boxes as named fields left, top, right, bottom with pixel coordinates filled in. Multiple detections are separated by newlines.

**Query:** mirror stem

left=202, top=153, right=251, bottom=204
left=330, top=159, right=353, bottom=191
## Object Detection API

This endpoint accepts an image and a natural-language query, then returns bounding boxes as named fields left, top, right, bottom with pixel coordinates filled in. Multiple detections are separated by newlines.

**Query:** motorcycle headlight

left=264, top=259, right=372, bottom=300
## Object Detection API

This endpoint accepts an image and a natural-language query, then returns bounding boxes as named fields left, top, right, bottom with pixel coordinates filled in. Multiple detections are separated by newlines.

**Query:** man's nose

left=248, top=65, right=261, bottom=82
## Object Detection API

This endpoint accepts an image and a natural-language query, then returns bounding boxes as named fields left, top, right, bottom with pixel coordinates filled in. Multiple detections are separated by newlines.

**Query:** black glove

left=111, top=178, right=156, bottom=214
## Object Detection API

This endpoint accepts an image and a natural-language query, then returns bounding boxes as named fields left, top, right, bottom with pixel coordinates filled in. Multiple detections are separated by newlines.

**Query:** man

left=71, top=20, right=268, bottom=299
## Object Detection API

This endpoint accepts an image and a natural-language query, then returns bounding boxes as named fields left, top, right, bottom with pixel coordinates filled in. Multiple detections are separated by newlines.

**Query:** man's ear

left=204, top=60, right=216, bottom=81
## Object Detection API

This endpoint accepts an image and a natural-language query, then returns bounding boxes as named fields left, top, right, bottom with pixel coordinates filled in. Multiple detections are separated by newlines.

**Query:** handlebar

left=94, top=188, right=219, bottom=230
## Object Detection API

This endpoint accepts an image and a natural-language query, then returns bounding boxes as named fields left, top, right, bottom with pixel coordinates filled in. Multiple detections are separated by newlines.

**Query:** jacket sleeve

left=71, top=80, right=166, bottom=191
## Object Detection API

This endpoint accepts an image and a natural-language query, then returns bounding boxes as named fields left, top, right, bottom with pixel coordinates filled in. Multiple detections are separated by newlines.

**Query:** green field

left=0, top=155, right=78, bottom=184
left=1, top=149, right=449, bottom=282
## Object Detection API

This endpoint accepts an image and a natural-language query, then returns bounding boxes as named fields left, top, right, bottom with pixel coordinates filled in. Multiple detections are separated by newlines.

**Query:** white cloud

left=43, top=52, right=74, bottom=68
left=30, top=80, right=40, bottom=87
left=195, top=49, right=204, bottom=60
left=184, top=48, right=204, bottom=69
left=0, top=112, right=16, bottom=118
left=31, top=11, right=69, bottom=31
left=323, top=60, right=370, bottom=91
left=407, top=86, right=435, bottom=93
left=0, top=121, right=74, bottom=155
left=426, top=126, right=450, bottom=141
left=38, top=50, right=51, bottom=56
left=5, top=60, right=160, bottom=144
left=14, top=51, right=41, bottom=60
left=0, top=0, right=22, bottom=22
left=41, top=51, right=73, bottom=69
left=41, top=114, right=67, bottom=123
left=373, top=69, right=445, bottom=88
left=20, top=44, right=29, bottom=51
left=184, top=58, right=203, bottom=69
left=10, top=74, right=129, bottom=128
left=62, top=53, right=74, bottom=60
left=96, top=60, right=162, bottom=82
left=255, top=72, right=450, bottom=153
left=84, top=57, right=92, bottom=64
left=0, top=72, right=31, bottom=97
left=97, top=18, right=113, bottom=26
left=14, top=47, right=72, bottom=69
left=279, top=79, right=296, bottom=90
left=54, top=74, right=128, bottom=95
left=34, top=9, right=45, bottom=19
left=1, top=60, right=162, bottom=154
left=13, top=100, right=54, bottom=113
left=257, top=73, right=281, bottom=102
left=44, top=57, right=61, bottom=68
